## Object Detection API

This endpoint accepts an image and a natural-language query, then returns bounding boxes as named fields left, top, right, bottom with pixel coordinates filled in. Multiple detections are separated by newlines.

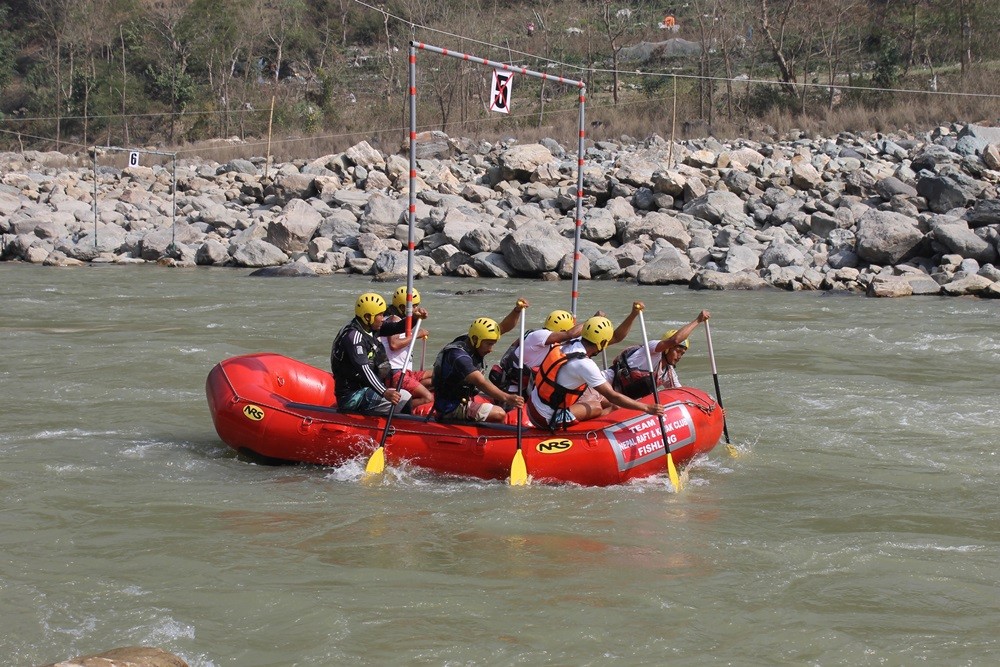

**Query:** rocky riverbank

left=2, top=124, right=999, bottom=298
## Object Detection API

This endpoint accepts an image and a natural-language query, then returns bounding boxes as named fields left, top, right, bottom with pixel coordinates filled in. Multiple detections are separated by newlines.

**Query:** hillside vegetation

left=1, top=0, right=999, bottom=158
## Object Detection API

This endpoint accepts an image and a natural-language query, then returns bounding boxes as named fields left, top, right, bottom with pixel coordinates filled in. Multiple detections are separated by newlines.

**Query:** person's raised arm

left=497, top=298, right=529, bottom=335
left=381, top=306, right=430, bottom=339
left=610, top=301, right=644, bottom=345
left=654, top=310, right=710, bottom=354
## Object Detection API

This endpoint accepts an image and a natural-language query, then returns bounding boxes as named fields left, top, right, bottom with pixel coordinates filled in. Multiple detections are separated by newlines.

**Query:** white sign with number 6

left=128, top=151, right=139, bottom=167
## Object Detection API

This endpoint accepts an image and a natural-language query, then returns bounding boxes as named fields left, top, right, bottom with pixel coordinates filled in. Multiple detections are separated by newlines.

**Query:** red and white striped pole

left=411, top=41, right=587, bottom=316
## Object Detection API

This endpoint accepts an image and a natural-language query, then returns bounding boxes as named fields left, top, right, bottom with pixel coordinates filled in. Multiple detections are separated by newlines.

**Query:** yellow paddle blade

left=510, top=449, right=529, bottom=486
left=726, top=443, right=742, bottom=459
left=666, top=451, right=682, bottom=492
left=364, top=446, right=385, bottom=476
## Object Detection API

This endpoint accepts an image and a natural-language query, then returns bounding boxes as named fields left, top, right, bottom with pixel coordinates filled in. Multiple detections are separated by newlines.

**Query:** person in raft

left=488, top=308, right=581, bottom=396
left=490, top=301, right=647, bottom=397
left=607, top=310, right=710, bottom=398
left=381, top=286, right=433, bottom=412
left=330, top=292, right=428, bottom=416
left=527, top=316, right=665, bottom=430
left=431, top=299, right=529, bottom=423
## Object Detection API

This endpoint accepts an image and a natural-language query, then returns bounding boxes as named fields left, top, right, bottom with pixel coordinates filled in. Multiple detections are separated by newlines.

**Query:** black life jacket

left=488, top=329, right=536, bottom=395
left=610, top=344, right=657, bottom=399
left=431, top=336, right=482, bottom=415
left=330, top=319, right=391, bottom=397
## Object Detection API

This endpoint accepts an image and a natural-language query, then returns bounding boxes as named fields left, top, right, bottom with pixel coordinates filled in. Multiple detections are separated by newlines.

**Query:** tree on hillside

left=140, top=0, right=200, bottom=141
left=814, top=0, right=866, bottom=110
left=184, top=0, right=257, bottom=138
left=593, top=0, right=643, bottom=106
left=0, top=6, right=16, bottom=94
left=63, top=0, right=137, bottom=145
left=255, top=0, right=310, bottom=84
left=28, top=0, right=76, bottom=147
left=755, top=0, right=800, bottom=95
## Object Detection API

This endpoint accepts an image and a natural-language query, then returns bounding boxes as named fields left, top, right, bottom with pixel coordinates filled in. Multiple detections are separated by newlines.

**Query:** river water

left=2, top=264, right=997, bottom=666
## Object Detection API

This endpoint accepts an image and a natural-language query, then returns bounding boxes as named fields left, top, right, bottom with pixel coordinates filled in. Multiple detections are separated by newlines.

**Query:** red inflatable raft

left=206, top=352, right=726, bottom=486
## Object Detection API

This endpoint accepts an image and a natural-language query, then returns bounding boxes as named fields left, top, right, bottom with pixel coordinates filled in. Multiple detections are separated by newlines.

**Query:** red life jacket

left=533, top=344, right=588, bottom=410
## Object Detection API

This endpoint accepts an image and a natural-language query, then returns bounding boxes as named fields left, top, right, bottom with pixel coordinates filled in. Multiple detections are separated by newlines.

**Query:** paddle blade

left=365, top=446, right=386, bottom=476
left=510, top=449, right=529, bottom=486
left=666, top=451, right=682, bottom=491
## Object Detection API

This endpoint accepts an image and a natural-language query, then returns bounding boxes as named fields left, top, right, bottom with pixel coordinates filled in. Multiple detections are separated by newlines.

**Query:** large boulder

left=0, top=190, right=22, bottom=216
left=761, top=242, right=806, bottom=268
left=581, top=208, right=618, bottom=243
left=691, top=269, right=770, bottom=290
left=941, top=274, right=996, bottom=296
left=614, top=151, right=665, bottom=186
left=636, top=244, right=694, bottom=284
left=930, top=218, right=998, bottom=264
left=682, top=191, right=747, bottom=226
left=358, top=193, right=406, bottom=237
left=866, top=274, right=914, bottom=298
left=196, top=238, right=229, bottom=265
left=967, top=200, right=1000, bottom=227
left=498, top=144, right=555, bottom=182
left=855, top=209, right=925, bottom=265
left=272, top=173, right=316, bottom=202
left=725, top=245, right=762, bottom=273
left=70, top=225, right=129, bottom=260
left=216, top=159, right=258, bottom=175
left=230, top=238, right=288, bottom=267
left=621, top=211, right=691, bottom=248
left=471, top=251, right=514, bottom=278
left=875, top=176, right=918, bottom=200
left=955, top=123, right=1000, bottom=156
left=137, top=222, right=204, bottom=261
left=499, top=221, right=573, bottom=274
left=266, top=199, right=322, bottom=252
left=344, top=140, right=385, bottom=169
left=916, top=173, right=984, bottom=213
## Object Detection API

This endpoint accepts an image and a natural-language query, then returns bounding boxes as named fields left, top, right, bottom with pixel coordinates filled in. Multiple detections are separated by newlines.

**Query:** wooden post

left=668, top=74, right=677, bottom=167
left=264, top=94, right=276, bottom=179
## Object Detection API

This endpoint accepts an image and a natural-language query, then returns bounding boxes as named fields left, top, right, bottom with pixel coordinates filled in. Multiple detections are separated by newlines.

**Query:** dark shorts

left=340, top=388, right=410, bottom=415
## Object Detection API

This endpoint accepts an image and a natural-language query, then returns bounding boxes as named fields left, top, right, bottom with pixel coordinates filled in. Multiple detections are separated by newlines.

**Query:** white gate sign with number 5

left=129, top=151, right=139, bottom=167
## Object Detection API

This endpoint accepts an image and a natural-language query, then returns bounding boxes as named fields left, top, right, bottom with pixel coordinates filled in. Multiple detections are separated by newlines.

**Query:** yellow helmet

left=662, top=329, right=690, bottom=349
left=354, top=292, right=387, bottom=325
left=543, top=309, right=574, bottom=333
left=582, top=316, right=614, bottom=351
left=468, top=317, right=501, bottom=348
left=392, top=286, right=420, bottom=310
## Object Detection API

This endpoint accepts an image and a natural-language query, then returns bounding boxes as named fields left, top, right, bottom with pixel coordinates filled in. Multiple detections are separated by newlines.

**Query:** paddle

left=637, top=308, right=682, bottom=492
left=419, top=333, right=427, bottom=372
left=510, top=305, right=529, bottom=485
left=365, top=318, right=422, bottom=476
left=704, top=321, right=735, bottom=455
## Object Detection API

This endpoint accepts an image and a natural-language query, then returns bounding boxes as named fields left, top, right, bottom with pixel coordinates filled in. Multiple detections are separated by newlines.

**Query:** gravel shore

left=2, top=124, right=999, bottom=299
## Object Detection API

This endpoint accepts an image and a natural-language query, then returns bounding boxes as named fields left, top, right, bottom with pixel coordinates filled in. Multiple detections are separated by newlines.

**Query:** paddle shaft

left=378, top=318, right=422, bottom=448
left=516, top=311, right=526, bottom=450
left=637, top=311, right=676, bottom=471
left=704, top=320, right=731, bottom=444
